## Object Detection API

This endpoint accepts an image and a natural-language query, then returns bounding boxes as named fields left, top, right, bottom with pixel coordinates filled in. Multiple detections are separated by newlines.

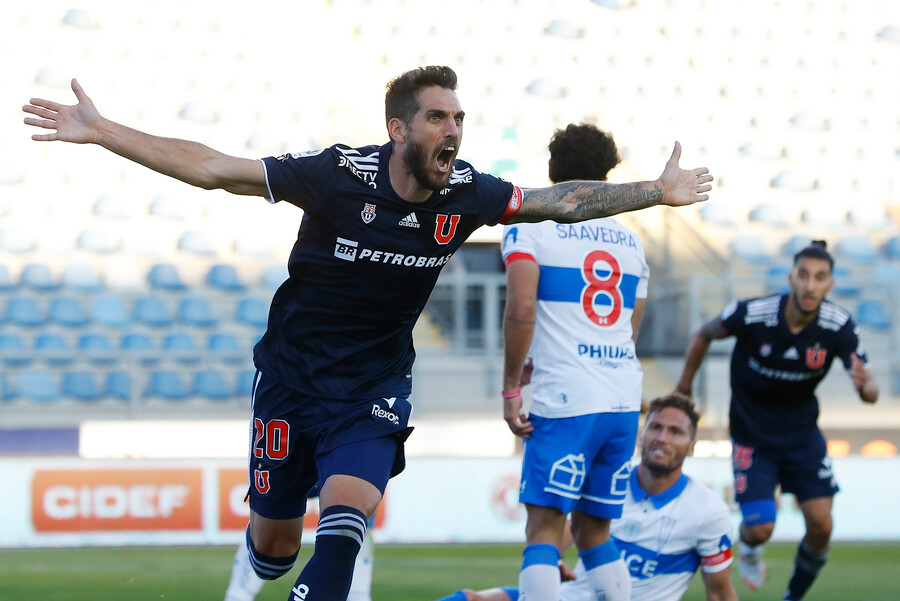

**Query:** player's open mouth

left=436, top=146, right=455, bottom=173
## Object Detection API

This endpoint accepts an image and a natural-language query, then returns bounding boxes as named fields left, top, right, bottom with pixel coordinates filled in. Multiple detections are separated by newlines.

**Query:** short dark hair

left=547, top=123, right=621, bottom=184
left=793, top=239, right=834, bottom=272
left=385, top=66, right=458, bottom=126
left=646, top=393, right=700, bottom=438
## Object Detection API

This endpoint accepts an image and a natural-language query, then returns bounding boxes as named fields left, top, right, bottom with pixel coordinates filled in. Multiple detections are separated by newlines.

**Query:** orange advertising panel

left=32, top=468, right=203, bottom=532
left=217, top=468, right=387, bottom=531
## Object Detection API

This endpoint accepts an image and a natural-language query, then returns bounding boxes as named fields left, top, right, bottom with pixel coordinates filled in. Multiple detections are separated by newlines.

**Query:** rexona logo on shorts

left=371, top=399, right=400, bottom=425
left=32, top=468, right=203, bottom=532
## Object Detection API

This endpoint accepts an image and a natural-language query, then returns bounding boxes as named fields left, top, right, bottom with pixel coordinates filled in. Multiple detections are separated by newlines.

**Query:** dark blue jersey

left=718, top=294, right=867, bottom=449
left=254, top=142, right=520, bottom=399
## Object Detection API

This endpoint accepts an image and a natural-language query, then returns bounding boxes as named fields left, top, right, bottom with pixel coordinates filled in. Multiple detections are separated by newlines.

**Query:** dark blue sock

left=246, top=526, right=298, bottom=580
left=288, top=505, right=367, bottom=601
left=785, top=541, right=827, bottom=601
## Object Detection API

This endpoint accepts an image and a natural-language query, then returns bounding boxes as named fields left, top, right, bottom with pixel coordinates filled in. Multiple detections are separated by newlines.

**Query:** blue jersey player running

left=24, top=66, right=713, bottom=601
left=675, top=240, right=879, bottom=601
left=501, top=124, right=648, bottom=601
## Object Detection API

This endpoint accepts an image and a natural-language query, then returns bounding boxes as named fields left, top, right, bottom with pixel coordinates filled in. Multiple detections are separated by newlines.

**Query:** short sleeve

left=718, top=299, right=746, bottom=336
left=259, top=147, right=337, bottom=214
left=501, top=222, right=542, bottom=266
left=696, top=498, right=735, bottom=574
left=838, top=319, right=868, bottom=370
left=473, top=171, right=520, bottom=226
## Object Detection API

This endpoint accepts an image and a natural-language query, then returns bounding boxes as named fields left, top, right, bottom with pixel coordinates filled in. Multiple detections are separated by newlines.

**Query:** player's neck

left=388, top=152, right=433, bottom=203
left=636, top=464, right=682, bottom=497
left=784, top=294, right=818, bottom=333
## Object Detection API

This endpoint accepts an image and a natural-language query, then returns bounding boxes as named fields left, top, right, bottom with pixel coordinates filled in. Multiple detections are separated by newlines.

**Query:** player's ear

left=687, top=439, right=696, bottom=458
left=387, top=117, right=407, bottom=144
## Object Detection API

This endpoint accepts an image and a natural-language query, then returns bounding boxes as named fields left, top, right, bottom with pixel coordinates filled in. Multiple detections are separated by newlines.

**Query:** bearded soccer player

left=437, top=394, right=738, bottom=601
left=25, top=66, right=712, bottom=601
left=674, top=240, right=878, bottom=601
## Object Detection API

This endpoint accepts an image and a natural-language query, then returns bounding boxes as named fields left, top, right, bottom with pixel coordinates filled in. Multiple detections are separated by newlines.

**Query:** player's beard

left=404, top=138, right=451, bottom=192
left=790, top=291, right=821, bottom=316
left=641, top=448, right=683, bottom=478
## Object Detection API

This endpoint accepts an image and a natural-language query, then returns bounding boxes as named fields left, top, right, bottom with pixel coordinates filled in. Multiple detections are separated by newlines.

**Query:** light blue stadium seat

left=0, top=264, right=15, bottom=291
left=62, top=371, right=102, bottom=402
left=208, top=332, right=244, bottom=363
left=748, top=203, right=788, bottom=227
left=856, top=299, right=891, bottom=330
left=145, top=370, right=189, bottom=401
left=78, top=333, right=116, bottom=365
left=6, top=296, right=48, bottom=327
left=19, top=263, right=59, bottom=292
left=61, top=263, right=103, bottom=293
left=206, top=264, right=246, bottom=292
left=49, top=296, right=90, bottom=328
left=835, top=234, right=879, bottom=264
left=105, top=371, right=132, bottom=401
left=76, top=228, right=117, bottom=253
left=0, top=373, right=15, bottom=401
left=18, top=369, right=60, bottom=403
left=782, top=235, right=814, bottom=257
left=179, top=296, right=218, bottom=327
left=148, top=263, right=188, bottom=292
left=0, top=333, right=30, bottom=367
left=192, top=370, right=232, bottom=401
left=873, top=263, right=900, bottom=294
left=698, top=203, right=736, bottom=226
left=120, top=332, right=158, bottom=365
left=884, top=236, right=900, bottom=261
left=0, top=228, right=34, bottom=253
left=236, top=369, right=256, bottom=397
left=237, top=298, right=269, bottom=329
left=730, top=234, right=772, bottom=264
left=832, top=266, right=860, bottom=296
left=162, top=332, right=200, bottom=364
left=178, top=230, right=216, bottom=255
left=91, top=295, right=131, bottom=328
left=261, top=264, right=288, bottom=290
left=133, top=296, right=174, bottom=327
left=34, top=333, right=72, bottom=366
left=149, top=195, right=187, bottom=219
left=765, top=266, right=791, bottom=294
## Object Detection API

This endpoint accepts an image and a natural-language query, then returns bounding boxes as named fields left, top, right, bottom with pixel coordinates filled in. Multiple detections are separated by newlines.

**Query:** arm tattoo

left=513, top=180, right=663, bottom=223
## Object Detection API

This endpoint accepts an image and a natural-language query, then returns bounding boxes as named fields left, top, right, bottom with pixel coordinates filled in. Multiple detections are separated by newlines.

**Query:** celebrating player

left=501, top=123, right=648, bottom=601
left=438, top=394, right=738, bottom=601
left=674, top=240, right=878, bottom=600
left=24, top=66, right=712, bottom=601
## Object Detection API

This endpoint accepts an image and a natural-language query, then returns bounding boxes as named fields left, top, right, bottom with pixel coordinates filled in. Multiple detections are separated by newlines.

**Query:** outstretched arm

left=23, top=79, right=268, bottom=197
left=675, top=317, right=727, bottom=397
left=508, top=142, right=712, bottom=224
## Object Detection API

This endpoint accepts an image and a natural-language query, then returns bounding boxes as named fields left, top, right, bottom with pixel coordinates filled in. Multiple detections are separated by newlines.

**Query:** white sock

left=580, top=541, right=630, bottom=601
left=519, top=544, right=560, bottom=601
left=740, top=540, right=763, bottom=559
left=347, top=534, right=374, bottom=601
left=223, top=539, right=265, bottom=601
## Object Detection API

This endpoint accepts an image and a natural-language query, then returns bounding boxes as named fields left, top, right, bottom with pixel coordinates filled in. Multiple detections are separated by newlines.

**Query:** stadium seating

left=206, top=264, right=246, bottom=292
left=77, top=333, right=116, bottom=365
left=0, top=334, right=29, bottom=367
left=0, top=373, right=15, bottom=401
left=885, top=236, right=900, bottom=261
left=260, top=264, right=289, bottom=290
left=133, top=296, right=174, bottom=327
left=18, top=369, right=60, bottom=403
left=207, top=332, right=244, bottom=363
left=6, top=296, right=47, bottom=328
left=730, top=234, right=773, bottom=264
left=145, top=370, right=189, bottom=401
left=90, top=295, right=131, bottom=328
left=34, top=333, right=72, bottom=367
left=49, top=296, right=90, bottom=328
left=147, top=263, right=188, bottom=292
left=835, top=234, right=880, bottom=264
left=120, top=332, right=158, bottom=366
left=105, top=371, right=132, bottom=401
left=162, top=332, right=200, bottom=364
left=0, top=228, right=34, bottom=253
left=192, top=370, right=232, bottom=401
left=857, top=299, right=891, bottom=330
left=76, top=228, right=118, bottom=253
left=178, top=230, right=216, bottom=256
left=0, top=265, right=14, bottom=292
left=19, top=263, right=59, bottom=292
left=60, top=263, right=103, bottom=293
left=62, top=371, right=103, bottom=402
left=236, top=298, right=269, bottom=329
left=178, top=296, right=218, bottom=327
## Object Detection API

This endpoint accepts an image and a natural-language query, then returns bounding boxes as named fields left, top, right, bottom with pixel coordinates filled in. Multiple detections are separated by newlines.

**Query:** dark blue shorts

left=732, top=428, right=839, bottom=508
left=247, top=371, right=414, bottom=520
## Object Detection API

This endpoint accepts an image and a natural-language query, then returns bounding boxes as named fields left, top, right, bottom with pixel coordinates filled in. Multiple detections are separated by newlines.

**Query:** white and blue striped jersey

left=501, top=218, right=649, bottom=417
left=561, top=471, right=734, bottom=601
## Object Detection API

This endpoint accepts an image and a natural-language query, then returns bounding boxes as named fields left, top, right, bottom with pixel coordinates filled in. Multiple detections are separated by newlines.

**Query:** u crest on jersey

left=434, top=214, right=461, bottom=244
left=806, top=347, right=827, bottom=369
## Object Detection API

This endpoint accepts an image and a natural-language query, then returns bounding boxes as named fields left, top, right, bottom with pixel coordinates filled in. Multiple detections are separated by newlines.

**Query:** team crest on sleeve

left=361, top=203, right=377, bottom=224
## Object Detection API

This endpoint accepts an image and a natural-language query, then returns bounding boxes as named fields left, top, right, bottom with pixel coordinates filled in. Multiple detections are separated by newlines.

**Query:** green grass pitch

left=1, top=542, right=896, bottom=600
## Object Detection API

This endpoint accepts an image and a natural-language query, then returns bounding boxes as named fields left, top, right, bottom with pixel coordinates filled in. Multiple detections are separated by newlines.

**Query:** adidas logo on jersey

left=399, top=212, right=420, bottom=228
left=783, top=347, right=800, bottom=359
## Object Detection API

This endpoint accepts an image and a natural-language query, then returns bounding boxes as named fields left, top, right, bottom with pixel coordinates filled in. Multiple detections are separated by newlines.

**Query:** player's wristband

left=501, top=388, right=521, bottom=399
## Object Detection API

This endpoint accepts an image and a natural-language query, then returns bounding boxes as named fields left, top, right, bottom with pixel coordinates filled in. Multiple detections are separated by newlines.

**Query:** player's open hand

left=658, top=142, right=713, bottom=206
left=503, top=395, right=533, bottom=438
left=850, top=353, right=869, bottom=390
left=24, top=78, right=102, bottom=144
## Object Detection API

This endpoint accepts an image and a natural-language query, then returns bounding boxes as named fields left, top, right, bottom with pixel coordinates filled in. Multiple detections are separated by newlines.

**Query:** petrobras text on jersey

left=333, top=236, right=453, bottom=267
left=555, top=223, right=639, bottom=249
left=578, top=344, right=636, bottom=360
